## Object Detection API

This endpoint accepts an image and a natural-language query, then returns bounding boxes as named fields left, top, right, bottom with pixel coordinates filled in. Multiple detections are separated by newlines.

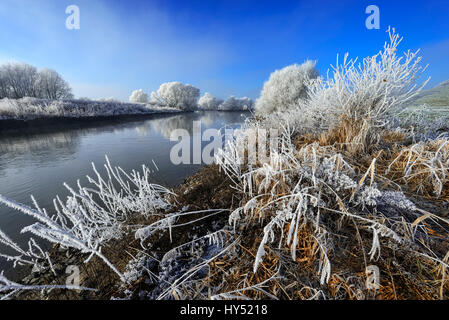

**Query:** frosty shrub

left=255, top=60, right=319, bottom=115
left=151, top=82, right=200, bottom=111
left=301, top=28, right=429, bottom=152
left=198, top=93, right=223, bottom=110
left=217, top=96, right=254, bottom=111
left=129, top=89, right=149, bottom=104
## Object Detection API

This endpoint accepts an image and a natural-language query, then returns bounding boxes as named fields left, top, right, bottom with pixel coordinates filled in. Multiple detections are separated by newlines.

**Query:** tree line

left=0, top=62, right=73, bottom=100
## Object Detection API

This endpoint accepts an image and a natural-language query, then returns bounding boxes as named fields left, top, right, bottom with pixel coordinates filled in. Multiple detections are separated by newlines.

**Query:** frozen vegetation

left=198, top=92, right=223, bottom=111
left=0, top=62, right=73, bottom=100
left=129, top=89, right=149, bottom=104
left=0, top=74, right=254, bottom=122
left=198, top=93, right=254, bottom=111
left=217, top=96, right=254, bottom=111
left=151, top=82, right=200, bottom=111
left=1, top=28, right=449, bottom=300
left=255, top=60, right=319, bottom=114
left=0, top=97, right=180, bottom=121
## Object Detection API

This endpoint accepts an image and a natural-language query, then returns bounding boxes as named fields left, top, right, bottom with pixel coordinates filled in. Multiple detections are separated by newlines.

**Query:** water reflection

left=137, top=111, right=249, bottom=138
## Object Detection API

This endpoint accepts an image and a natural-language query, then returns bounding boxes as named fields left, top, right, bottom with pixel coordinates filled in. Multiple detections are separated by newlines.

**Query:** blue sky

left=0, top=0, right=448, bottom=101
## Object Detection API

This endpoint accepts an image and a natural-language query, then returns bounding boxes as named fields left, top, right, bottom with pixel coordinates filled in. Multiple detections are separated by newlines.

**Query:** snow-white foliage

left=0, top=97, right=181, bottom=121
left=255, top=60, right=319, bottom=115
left=0, top=156, right=173, bottom=282
left=198, top=92, right=223, bottom=110
left=217, top=96, right=254, bottom=111
left=300, top=27, right=429, bottom=133
left=151, top=82, right=200, bottom=111
left=129, top=89, right=149, bottom=104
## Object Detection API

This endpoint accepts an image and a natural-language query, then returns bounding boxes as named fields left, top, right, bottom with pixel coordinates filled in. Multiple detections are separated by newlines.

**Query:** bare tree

left=0, top=63, right=73, bottom=100
left=34, top=68, right=73, bottom=100
left=0, top=63, right=38, bottom=98
left=0, top=71, right=8, bottom=99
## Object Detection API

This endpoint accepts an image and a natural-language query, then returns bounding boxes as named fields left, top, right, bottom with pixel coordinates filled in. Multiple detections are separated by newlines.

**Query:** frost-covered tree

left=255, top=60, right=319, bottom=115
left=129, top=89, right=149, bottom=104
left=0, top=63, right=73, bottom=100
left=0, top=73, right=8, bottom=99
left=218, top=96, right=254, bottom=111
left=0, top=63, right=38, bottom=99
left=198, top=92, right=223, bottom=110
left=34, top=68, right=73, bottom=100
left=151, top=82, right=200, bottom=111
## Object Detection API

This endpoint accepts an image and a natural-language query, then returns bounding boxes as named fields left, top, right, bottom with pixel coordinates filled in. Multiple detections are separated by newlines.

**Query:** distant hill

left=409, top=80, right=449, bottom=107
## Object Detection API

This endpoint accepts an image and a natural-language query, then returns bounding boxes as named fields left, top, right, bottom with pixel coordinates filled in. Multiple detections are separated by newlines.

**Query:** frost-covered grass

left=0, top=97, right=180, bottom=121
left=201, top=28, right=449, bottom=300
left=0, top=156, right=174, bottom=298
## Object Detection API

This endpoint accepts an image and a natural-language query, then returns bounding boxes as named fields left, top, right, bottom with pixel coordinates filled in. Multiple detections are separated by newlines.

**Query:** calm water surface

left=0, top=111, right=250, bottom=275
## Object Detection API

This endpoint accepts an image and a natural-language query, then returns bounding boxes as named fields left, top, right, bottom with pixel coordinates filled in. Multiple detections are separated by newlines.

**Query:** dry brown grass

left=384, top=138, right=449, bottom=200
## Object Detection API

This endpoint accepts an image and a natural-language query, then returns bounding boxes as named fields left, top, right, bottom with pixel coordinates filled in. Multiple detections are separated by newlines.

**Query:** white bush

left=198, top=92, right=223, bottom=110
left=218, top=96, right=254, bottom=111
left=255, top=60, right=319, bottom=115
left=301, top=27, right=429, bottom=136
left=129, top=89, right=149, bottom=104
left=151, top=82, right=200, bottom=111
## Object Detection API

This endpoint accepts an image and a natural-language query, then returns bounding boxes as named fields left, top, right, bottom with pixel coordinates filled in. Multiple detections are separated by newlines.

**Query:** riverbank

left=0, top=98, right=185, bottom=133
left=10, top=132, right=449, bottom=300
